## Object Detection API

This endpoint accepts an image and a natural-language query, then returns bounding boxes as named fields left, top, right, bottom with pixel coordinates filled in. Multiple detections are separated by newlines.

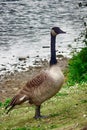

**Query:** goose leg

left=34, top=105, right=48, bottom=119
left=34, top=105, right=41, bottom=119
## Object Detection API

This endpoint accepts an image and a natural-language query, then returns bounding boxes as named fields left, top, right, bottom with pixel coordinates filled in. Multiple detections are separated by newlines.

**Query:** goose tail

left=5, top=94, right=28, bottom=114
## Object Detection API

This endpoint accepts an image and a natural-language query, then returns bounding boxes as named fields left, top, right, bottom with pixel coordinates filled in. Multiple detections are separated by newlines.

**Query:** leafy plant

left=68, top=47, right=87, bottom=85
left=0, top=102, right=2, bottom=107
left=3, top=98, right=11, bottom=107
left=67, top=24, right=87, bottom=85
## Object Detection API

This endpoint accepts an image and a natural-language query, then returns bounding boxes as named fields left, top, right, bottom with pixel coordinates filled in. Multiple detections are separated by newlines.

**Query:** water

left=0, top=0, right=87, bottom=75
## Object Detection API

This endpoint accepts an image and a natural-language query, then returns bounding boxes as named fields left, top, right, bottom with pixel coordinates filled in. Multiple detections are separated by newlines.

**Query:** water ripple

left=0, top=0, right=86, bottom=74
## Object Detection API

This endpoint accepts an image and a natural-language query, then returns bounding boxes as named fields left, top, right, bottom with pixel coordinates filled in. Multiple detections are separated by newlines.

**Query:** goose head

left=51, top=27, right=66, bottom=36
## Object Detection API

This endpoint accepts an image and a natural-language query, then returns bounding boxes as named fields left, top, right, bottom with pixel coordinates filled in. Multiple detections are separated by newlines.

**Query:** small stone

left=18, top=57, right=26, bottom=61
left=13, top=88, right=18, bottom=91
left=0, top=68, right=6, bottom=71
left=57, top=54, right=64, bottom=58
left=36, top=55, right=39, bottom=57
left=78, top=2, right=82, bottom=7
left=42, top=46, right=50, bottom=48
left=27, top=56, right=29, bottom=58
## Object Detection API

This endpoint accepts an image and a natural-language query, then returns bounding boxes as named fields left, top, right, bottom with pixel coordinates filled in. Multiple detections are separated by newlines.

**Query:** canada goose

left=5, top=27, right=66, bottom=119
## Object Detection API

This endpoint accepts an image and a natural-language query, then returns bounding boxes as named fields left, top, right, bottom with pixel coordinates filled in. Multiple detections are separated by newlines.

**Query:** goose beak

left=59, top=29, right=66, bottom=34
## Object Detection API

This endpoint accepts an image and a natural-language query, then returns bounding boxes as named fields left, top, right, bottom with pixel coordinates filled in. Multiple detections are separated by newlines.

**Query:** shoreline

left=0, top=57, right=68, bottom=102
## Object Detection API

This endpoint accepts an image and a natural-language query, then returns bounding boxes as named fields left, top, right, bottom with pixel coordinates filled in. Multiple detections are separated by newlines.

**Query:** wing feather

left=26, top=71, right=47, bottom=88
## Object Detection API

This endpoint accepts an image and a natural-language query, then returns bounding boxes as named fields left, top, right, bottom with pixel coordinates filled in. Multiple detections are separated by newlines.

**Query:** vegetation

left=0, top=98, right=11, bottom=108
left=0, top=83, right=87, bottom=130
left=67, top=24, right=87, bottom=85
left=67, top=47, right=87, bottom=85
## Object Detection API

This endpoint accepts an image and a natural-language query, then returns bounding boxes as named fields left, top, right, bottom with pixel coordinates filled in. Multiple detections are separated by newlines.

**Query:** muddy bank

left=0, top=57, right=68, bottom=102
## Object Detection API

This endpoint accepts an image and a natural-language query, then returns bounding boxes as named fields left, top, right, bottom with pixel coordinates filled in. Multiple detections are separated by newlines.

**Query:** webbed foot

left=34, top=105, right=48, bottom=119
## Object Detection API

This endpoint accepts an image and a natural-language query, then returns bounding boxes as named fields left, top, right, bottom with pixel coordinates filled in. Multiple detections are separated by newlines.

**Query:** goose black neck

left=50, top=34, right=57, bottom=66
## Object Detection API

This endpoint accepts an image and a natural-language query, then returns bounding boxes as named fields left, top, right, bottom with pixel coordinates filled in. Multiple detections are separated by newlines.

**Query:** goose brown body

left=6, top=65, right=64, bottom=109
left=21, top=65, right=64, bottom=106
left=5, top=27, right=66, bottom=118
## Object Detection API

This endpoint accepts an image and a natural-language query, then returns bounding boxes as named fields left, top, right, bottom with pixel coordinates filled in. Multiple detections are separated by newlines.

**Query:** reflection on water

left=0, top=0, right=87, bottom=74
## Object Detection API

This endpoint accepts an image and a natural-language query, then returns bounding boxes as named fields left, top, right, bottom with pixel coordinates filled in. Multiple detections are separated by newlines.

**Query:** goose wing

left=26, top=70, right=47, bottom=88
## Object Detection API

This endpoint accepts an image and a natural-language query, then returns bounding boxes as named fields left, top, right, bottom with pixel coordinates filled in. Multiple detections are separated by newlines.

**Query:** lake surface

left=0, top=0, right=87, bottom=75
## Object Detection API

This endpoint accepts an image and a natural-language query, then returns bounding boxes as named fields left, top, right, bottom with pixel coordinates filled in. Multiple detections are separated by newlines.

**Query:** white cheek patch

left=19, top=95, right=26, bottom=101
left=51, top=29, right=57, bottom=36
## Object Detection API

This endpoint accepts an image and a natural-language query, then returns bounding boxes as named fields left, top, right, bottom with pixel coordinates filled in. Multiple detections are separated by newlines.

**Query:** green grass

left=0, top=83, right=87, bottom=130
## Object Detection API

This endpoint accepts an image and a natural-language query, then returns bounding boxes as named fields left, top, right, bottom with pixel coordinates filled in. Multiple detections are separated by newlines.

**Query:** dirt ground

left=0, top=57, right=68, bottom=102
